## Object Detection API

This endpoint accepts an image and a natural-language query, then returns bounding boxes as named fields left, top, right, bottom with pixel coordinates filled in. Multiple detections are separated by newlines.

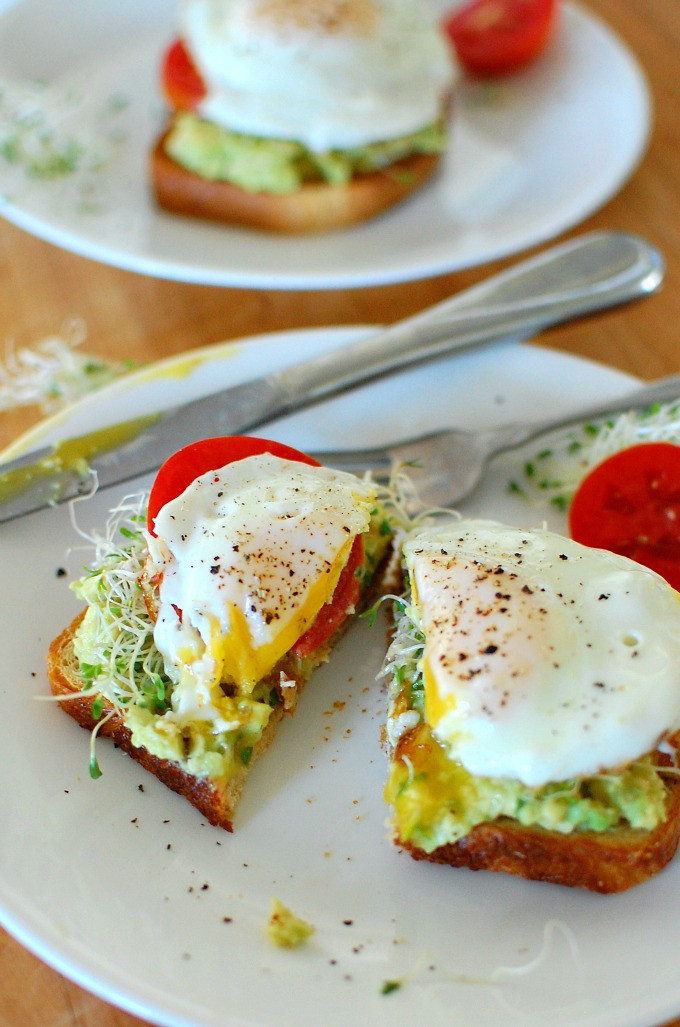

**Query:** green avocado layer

left=164, top=112, right=447, bottom=194
left=385, top=658, right=669, bottom=854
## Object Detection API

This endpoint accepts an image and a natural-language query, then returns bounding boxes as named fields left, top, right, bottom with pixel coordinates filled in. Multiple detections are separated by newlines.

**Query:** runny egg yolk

left=408, top=573, right=457, bottom=731
left=202, top=533, right=355, bottom=690
left=404, top=519, right=680, bottom=788
left=145, top=454, right=375, bottom=717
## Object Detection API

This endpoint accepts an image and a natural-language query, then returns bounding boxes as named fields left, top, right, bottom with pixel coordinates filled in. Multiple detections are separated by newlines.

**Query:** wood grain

left=1, top=1, right=680, bottom=1024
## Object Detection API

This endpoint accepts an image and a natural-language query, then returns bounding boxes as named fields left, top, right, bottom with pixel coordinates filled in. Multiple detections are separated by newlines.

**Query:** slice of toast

left=48, top=538, right=397, bottom=831
left=397, top=799, right=680, bottom=893
left=150, top=129, right=441, bottom=234
left=382, top=522, right=680, bottom=892
left=387, top=723, right=680, bottom=893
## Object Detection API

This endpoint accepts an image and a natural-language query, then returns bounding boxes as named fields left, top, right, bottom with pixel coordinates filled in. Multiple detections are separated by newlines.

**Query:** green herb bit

left=80, top=662, right=102, bottom=683
left=360, top=599, right=381, bottom=628
left=119, top=526, right=142, bottom=541
left=381, top=979, right=403, bottom=995
left=107, top=93, right=129, bottom=113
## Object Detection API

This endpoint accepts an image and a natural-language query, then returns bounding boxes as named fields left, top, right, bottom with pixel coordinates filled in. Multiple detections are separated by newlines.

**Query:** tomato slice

left=291, top=535, right=365, bottom=659
left=147, top=435, right=365, bottom=658
left=443, top=0, right=558, bottom=76
left=569, top=443, right=680, bottom=591
left=161, top=38, right=207, bottom=112
left=147, top=435, right=319, bottom=534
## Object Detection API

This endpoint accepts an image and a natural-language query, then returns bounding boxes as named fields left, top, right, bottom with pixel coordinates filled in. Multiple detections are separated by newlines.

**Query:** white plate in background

left=0, top=0, right=650, bottom=288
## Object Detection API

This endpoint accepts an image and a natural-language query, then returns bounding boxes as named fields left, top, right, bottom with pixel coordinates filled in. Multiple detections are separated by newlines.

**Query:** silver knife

left=0, top=231, right=664, bottom=522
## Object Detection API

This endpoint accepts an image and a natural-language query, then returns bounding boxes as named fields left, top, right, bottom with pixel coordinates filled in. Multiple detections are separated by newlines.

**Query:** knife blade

left=0, top=231, right=664, bottom=522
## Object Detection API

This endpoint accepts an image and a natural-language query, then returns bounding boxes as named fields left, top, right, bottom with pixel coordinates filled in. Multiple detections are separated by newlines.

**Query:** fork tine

left=314, top=426, right=494, bottom=509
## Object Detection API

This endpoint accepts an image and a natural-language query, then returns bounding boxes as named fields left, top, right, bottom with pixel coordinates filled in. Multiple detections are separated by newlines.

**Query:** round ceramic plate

left=5, top=326, right=680, bottom=1027
left=0, top=0, right=651, bottom=288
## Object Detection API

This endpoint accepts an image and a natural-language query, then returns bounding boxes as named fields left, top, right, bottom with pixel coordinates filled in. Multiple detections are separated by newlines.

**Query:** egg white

left=179, top=0, right=457, bottom=150
left=403, top=519, right=680, bottom=787
left=145, top=453, right=376, bottom=727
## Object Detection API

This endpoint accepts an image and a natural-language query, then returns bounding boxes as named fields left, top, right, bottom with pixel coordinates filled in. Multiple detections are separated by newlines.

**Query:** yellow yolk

left=409, top=573, right=458, bottom=730
left=206, top=534, right=353, bottom=690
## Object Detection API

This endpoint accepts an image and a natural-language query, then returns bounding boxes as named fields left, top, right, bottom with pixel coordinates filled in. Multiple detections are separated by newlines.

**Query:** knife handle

left=270, top=232, right=664, bottom=410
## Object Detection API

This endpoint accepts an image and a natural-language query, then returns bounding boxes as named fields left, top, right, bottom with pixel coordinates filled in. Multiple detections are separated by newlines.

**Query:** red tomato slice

left=291, top=535, right=365, bottom=659
left=569, top=442, right=680, bottom=591
left=147, top=435, right=364, bottom=659
left=147, top=435, right=319, bottom=534
left=443, top=0, right=557, bottom=76
left=161, top=38, right=207, bottom=112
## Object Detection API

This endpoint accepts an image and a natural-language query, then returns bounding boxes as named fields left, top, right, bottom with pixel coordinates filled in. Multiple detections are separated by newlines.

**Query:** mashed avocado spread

left=164, top=112, right=447, bottom=194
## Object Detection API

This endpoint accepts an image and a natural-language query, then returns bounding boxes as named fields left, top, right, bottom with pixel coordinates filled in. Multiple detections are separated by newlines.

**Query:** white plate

left=6, top=326, right=680, bottom=1027
left=0, top=0, right=650, bottom=288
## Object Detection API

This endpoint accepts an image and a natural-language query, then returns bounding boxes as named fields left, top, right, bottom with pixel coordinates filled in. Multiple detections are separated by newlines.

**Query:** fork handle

left=485, top=370, right=680, bottom=458
left=312, top=372, right=680, bottom=475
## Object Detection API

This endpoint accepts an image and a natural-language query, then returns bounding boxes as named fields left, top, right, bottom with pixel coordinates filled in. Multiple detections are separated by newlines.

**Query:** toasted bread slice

left=150, top=131, right=441, bottom=234
left=382, top=521, right=680, bottom=892
left=397, top=793, right=680, bottom=893
left=388, top=728, right=680, bottom=893
left=48, top=538, right=397, bottom=831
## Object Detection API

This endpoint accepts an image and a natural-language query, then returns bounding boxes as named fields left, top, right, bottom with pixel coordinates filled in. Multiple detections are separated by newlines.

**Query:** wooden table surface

left=1, top=1, right=680, bottom=1024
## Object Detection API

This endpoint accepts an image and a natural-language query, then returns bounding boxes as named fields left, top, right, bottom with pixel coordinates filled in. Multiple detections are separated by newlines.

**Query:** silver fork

left=313, top=373, right=680, bottom=509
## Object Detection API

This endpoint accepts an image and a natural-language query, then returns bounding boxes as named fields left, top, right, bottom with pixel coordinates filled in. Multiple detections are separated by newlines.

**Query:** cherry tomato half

left=147, top=435, right=364, bottom=658
left=161, top=38, right=207, bottom=112
left=569, top=442, right=680, bottom=591
left=443, top=0, right=558, bottom=76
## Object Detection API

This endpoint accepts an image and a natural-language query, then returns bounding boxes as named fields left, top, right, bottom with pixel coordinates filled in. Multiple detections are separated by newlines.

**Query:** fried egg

left=179, top=0, right=457, bottom=150
left=145, top=453, right=376, bottom=727
left=403, top=519, right=680, bottom=787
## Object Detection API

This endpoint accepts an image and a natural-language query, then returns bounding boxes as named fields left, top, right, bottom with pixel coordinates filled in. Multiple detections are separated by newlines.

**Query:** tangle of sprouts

left=70, top=491, right=171, bottom=716
left=0, top=319, right=133, bottom=413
